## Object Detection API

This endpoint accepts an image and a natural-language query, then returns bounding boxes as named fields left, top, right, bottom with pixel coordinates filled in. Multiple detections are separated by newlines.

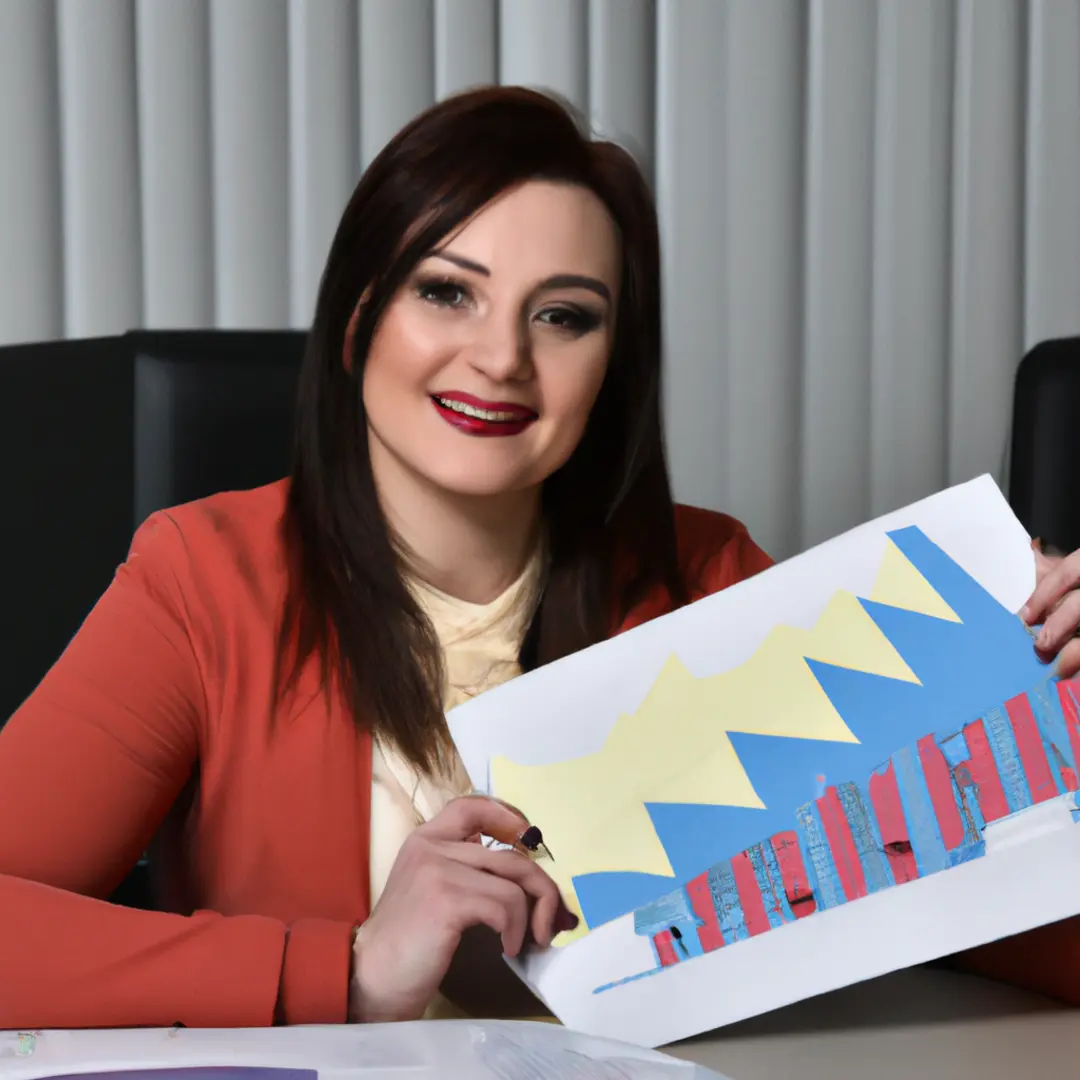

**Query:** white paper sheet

left=446, top=475, right=1076, bottom=1047
left=0, top=1022, right=727, bottom=1080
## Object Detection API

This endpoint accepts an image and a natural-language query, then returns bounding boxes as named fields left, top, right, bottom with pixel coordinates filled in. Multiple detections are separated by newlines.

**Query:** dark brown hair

left=278, top=86, right=686, bottom=772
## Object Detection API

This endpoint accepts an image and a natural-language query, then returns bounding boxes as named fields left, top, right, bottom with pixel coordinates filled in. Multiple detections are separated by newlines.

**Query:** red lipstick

left=431, top=391, right=538, bottom=437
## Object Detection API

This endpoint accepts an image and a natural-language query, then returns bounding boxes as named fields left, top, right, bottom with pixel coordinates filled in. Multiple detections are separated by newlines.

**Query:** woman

left=0, top=87, right=1078, bottom=1030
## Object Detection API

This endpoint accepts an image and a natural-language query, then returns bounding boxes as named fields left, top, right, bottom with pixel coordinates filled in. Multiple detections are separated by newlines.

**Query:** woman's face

left=362, top=180, right=621, bottom=501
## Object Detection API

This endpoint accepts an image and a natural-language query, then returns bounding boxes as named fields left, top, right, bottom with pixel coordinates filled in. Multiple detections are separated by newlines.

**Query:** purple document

left=41, top=1071, right=316, bottom=1080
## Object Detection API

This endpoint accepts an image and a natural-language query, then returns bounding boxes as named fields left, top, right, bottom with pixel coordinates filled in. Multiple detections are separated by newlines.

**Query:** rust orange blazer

left=0, top=480, right=774, bottom=1029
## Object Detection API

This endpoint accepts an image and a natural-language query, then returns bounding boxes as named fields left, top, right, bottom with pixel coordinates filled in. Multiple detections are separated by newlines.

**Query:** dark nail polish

left=556, top=909, right=579, bottom=932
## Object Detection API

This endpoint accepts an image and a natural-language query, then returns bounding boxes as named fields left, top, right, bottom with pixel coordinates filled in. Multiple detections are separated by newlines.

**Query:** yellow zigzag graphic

left=490, top=539, right=960, bottom=941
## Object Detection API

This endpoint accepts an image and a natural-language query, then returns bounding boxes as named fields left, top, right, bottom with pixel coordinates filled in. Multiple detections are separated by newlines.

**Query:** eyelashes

left=414, top=277, right=469, bottom=309
left=536, top=306, right=603, bottom=334
left=411, top=275, right=604, bottom=337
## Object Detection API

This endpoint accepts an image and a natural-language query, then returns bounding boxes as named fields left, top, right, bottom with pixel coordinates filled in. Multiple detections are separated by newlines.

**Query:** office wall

left=1, top=0, right=1078, bottom=558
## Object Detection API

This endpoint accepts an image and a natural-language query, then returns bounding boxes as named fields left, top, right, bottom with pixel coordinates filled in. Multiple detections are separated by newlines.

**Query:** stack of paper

left=0, top=1024, right=726, bottom=1080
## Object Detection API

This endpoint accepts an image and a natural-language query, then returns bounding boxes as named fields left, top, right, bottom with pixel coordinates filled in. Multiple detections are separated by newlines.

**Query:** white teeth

left=434, top=396, right=528, bottom=422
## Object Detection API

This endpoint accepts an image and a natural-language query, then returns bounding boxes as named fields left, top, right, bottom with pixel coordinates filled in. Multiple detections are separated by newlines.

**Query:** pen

left=471, top=792, right=555, bottom=860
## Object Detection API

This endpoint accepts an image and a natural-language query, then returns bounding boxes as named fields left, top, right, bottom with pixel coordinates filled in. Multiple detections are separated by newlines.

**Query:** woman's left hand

left=1020, top=542, right=1080, bottom=678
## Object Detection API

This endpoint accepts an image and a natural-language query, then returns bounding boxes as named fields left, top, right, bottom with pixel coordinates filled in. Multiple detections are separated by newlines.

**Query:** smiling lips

left=431, top=392, right=538, bottom=437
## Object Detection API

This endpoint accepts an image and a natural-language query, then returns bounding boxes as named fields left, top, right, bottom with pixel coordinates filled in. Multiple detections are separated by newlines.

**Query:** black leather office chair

left=1, top=329, right=306, bottom=910
left=1008, top=336, right=1080, bottom=555
left=1, top=330, right=306, bottom=727
left=130, top=329, right=306, bottom=526
left=0, top=336, right=135, bottom=728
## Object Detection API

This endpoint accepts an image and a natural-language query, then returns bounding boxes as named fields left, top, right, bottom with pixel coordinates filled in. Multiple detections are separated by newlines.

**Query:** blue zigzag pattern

left=573, top=527, right=1049, bottom=930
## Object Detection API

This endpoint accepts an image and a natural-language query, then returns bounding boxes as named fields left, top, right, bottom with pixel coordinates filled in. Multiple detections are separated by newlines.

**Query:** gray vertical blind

left=57, top=0, right=143, bottom=338
left=288, top=0, right=359, bottom=326
left=1, top=0, right=1079, bottom=560
left=137, top=0, right=214, bottom=327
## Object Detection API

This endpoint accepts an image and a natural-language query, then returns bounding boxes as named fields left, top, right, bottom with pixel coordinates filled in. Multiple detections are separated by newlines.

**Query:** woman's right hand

left=347, top=795, right=577, bottom=1023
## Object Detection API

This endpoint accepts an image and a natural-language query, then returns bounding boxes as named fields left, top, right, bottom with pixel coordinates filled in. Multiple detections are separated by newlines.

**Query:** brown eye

left=535, top=305, right=602, bottom=335
left=416, top=279, right=470, bottom=308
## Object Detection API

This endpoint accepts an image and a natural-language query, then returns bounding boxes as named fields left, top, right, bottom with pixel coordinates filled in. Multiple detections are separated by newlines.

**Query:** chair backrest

left=0, top=336, right=134, bottom=726
left=0, top=330, right=306, bottom=728
left=1009, top=336, right=1080, bottom=554
left=130, top=330, right=305, bottom=525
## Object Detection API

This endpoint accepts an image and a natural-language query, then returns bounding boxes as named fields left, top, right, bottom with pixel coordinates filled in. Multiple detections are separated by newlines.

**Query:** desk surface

left=666, top=968, right=1077, bottom=1080
left=1, top=973, right=1074, bottom=1080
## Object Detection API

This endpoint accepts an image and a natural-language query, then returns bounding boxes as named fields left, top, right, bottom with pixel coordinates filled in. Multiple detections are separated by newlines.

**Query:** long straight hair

left=278, top=87, right=687, bottom=773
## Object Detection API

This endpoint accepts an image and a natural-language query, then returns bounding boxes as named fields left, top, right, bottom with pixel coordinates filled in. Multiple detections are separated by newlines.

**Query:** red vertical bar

left=1006, top=692, right=1058, bottom=803
left=962, top=718, right=1011, bottom=821
left=816, top=788, right=868, bottom=900
left=868, top=762, right=919, bottom=883
left=686, top=872, right=725, bottom=952
left=730, top=851, right=771, bottom=936
left=916, top=735, right=966, bottom=850
left=771, top=830, right=817, bottom=918
left=653, top=930, right=679, bottom=967
left=1058, top=681, right=1080, bottom=791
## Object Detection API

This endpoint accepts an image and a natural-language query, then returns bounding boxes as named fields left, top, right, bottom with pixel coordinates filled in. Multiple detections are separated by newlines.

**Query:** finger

left=1034, top=590, right=1080, bottom=654
left=483, top=794, right=529, bottom=818
left=475, top=849, right=564, bottom=948
left=1019, top=547, right=1059, bottom=618
left=1057, top=639, right=1080, bottom=680
left=442, top=863, right=531, bottom=957
left=1021, top=551, right=1080, bottom=624
left=440, top=842, right=565, bottom=946
left=419, top=794, right=530, bottom=847
left=1033, top=548, right=1062, bottom=584
left=1046, top=592, right=1070, bottom=618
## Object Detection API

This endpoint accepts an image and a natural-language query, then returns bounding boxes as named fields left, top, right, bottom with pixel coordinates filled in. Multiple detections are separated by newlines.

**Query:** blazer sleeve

left=0, top=513, right=351, bottom=1028
left=701, top=523, right=774, bottom=593
left=683, top=510, right=774, bottom=599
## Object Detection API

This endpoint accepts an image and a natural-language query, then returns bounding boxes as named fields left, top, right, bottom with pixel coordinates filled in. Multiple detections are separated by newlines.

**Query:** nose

left=466, top=308, right=533, bottom=384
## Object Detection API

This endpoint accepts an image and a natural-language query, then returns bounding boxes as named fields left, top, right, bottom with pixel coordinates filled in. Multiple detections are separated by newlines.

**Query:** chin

left=421, top=461, right=544, bottom=501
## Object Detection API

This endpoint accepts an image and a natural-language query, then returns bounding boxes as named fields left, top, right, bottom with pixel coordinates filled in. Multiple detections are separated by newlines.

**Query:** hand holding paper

left=350, top=795, right=574, bottom=1022
left=1023, top=541, right=1080, bottom=676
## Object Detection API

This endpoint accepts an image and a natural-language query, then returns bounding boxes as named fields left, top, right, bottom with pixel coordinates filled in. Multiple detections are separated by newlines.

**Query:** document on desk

left=0, top=1023, right=727, bottom=1080
left=449, top=474, right=1080, bottom=1047
left=24, top=1072, right=313, bottom=1080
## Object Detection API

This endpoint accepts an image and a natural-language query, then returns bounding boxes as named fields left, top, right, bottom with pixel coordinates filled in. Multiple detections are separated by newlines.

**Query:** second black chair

left=1008, top=336, right=1080, bottom=555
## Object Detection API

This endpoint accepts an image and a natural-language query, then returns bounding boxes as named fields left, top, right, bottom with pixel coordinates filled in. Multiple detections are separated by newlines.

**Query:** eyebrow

left=429, top=251, right=612, bottom=303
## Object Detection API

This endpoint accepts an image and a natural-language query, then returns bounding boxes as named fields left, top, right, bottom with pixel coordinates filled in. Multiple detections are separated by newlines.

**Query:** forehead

left=440, top=181, right=620, bottom=284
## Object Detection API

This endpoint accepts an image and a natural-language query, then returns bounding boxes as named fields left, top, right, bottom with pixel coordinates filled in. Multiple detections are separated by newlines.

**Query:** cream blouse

left=369, top=548, right=543, bottom=907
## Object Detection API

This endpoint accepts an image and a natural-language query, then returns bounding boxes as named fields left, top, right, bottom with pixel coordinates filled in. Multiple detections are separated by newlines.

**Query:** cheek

left=362, top=307, right=452, bottom=410
left=539, top=353, right=610, bottom=455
